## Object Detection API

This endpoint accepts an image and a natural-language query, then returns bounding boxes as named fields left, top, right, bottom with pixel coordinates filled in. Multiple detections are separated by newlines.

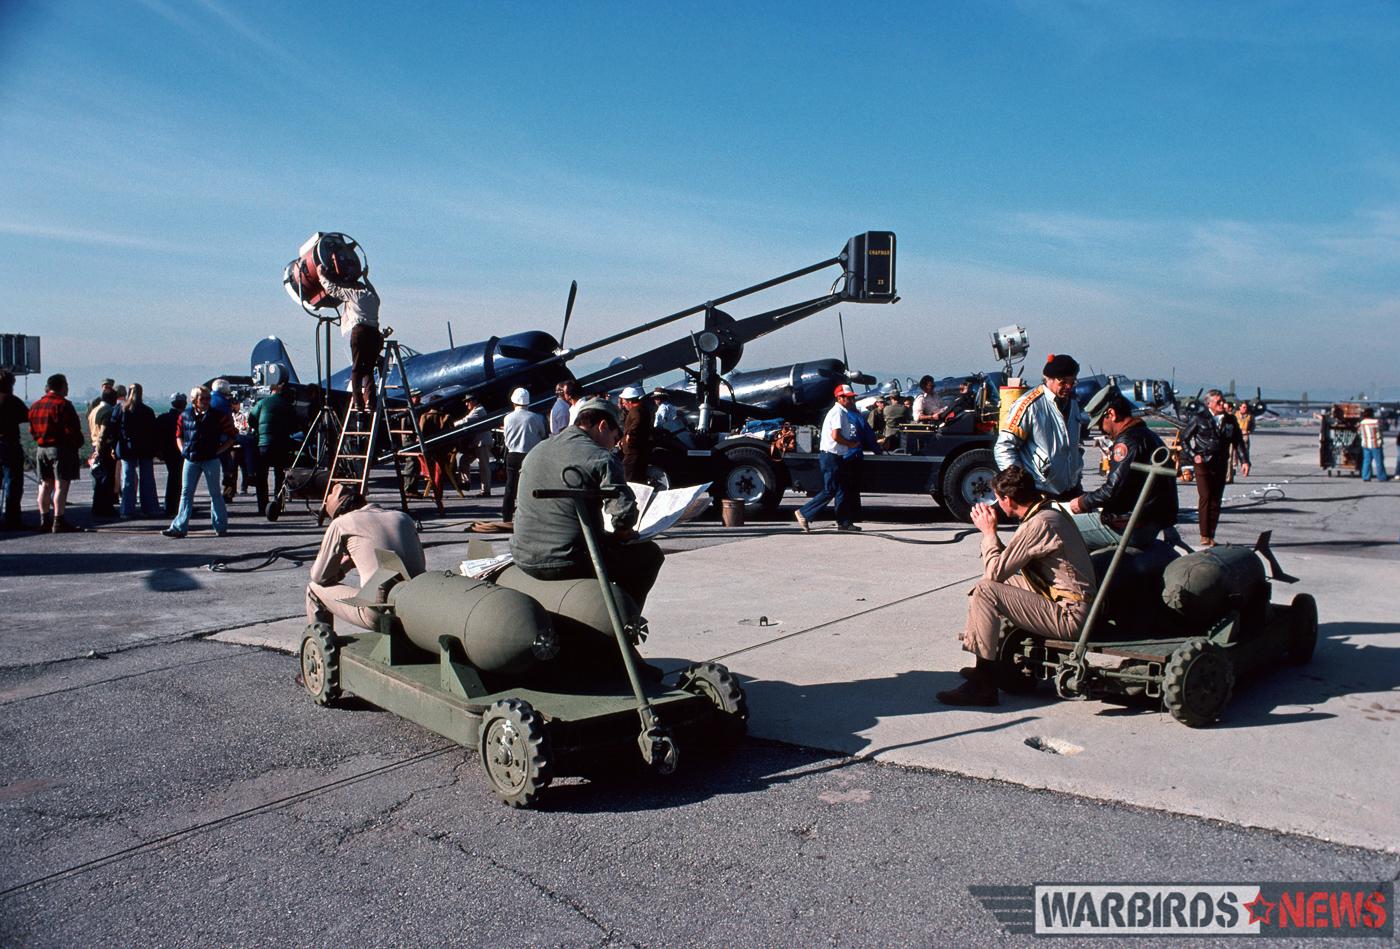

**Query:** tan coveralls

left=962, top=502, right=1098, bottom=659
left=306, top=504, right=426, bottom=629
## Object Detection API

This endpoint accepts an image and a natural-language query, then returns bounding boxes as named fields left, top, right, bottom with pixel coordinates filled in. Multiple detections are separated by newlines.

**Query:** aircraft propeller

left=558, top=280, right=578, bottom=351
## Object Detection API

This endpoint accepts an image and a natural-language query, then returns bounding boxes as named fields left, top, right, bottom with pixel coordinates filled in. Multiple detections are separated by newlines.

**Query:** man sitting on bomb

left=307, top=485, right=425, bottom=632
left=510, top=397, right=663, bottom=612
left=937, top=464, right=1097, bottom=707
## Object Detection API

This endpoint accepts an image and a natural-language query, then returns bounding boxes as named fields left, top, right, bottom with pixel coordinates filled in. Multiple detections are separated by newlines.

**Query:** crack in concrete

left=0, top=613, right=304, bottom=673
left=413, top=828, right=645, bottom=948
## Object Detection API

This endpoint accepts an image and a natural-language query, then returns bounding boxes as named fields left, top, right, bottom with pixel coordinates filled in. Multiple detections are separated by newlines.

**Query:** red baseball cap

left=833, top=384, right=857, bottom=398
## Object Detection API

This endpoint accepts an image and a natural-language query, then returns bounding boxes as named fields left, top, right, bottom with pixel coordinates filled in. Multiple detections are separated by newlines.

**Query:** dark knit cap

left=1043, top=353, right=1080, bottom=379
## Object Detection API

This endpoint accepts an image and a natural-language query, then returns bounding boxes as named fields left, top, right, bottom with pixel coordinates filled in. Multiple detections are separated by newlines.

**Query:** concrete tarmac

left=2, top=428, right=1397, bottom=944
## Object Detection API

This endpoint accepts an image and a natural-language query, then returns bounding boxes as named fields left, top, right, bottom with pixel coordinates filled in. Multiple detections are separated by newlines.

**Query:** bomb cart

left=991, top=455, right=1318, bottom=726
left=299, top=477, right=747, bottom=807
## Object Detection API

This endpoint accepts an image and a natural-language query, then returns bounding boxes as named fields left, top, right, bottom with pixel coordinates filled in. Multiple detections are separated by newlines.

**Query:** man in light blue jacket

left=993, top=353, right=1088, bottom=500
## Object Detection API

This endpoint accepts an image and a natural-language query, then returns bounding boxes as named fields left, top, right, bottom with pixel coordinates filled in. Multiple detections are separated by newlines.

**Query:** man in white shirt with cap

left=502, top=387, right=547, bottom=524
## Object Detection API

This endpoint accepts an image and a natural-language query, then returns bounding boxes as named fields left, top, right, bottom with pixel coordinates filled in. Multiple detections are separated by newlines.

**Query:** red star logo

left=1243, top=891, right=1274, bottom=925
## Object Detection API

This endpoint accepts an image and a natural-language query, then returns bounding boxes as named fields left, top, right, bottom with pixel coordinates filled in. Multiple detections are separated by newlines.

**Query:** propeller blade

left=848, top=371, right=877, bottom=386
left=838, top=311, right=850, bottom=369
left=560, top=280, right=578, bottom=348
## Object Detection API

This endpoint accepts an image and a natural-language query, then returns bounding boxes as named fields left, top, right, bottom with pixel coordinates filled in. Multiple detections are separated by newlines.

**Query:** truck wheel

left=299, top=623, right=341, bottom=707
left=645, top=464, right=671, bottom=492
left=940, top=449, right=998, bottom=523
left=479, top=699, right=552, bottom=808
left=720, top=446, right=782, bottom=517
left=1284, top=593, right=1318, bottom=665
left=678, top=661, right=748, bottom=745
left=1162, top=638, right=1234, bottom=727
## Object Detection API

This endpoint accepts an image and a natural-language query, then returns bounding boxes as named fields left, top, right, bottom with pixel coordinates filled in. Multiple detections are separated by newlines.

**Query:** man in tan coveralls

left=306, top=485, right=426, bottom=631
left=937, top=464, right=1097, bottom=706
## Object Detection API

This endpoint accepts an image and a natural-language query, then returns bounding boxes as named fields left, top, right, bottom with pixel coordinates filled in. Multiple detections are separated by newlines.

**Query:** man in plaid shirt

left=28, top=373, right=84, bottom=533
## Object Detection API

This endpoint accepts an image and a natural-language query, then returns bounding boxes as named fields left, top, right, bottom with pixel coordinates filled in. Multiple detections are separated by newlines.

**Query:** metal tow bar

left=1055, top=447, right=1179, bottom=699
left=531, top=467, right=679, bottom=775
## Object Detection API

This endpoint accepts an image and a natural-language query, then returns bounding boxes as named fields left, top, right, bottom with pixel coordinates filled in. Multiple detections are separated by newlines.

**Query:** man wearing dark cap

left=993, top=353, right=1088, bottom=500
left=1069, top=385, right=1178, bottom=547
left=511, top=397, right=664, bottom=610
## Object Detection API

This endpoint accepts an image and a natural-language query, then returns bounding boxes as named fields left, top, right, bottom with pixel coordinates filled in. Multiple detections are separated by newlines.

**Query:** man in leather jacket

left=1070, top=386, right=1178, bottom=547
left=1181, top=389, right=1249, bottom=547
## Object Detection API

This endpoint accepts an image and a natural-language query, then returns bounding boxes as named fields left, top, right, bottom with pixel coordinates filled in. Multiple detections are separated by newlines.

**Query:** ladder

left=320, top=339, right=428, bottom=519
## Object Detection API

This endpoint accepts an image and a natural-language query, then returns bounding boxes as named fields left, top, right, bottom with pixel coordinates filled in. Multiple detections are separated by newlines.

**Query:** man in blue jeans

left=163, top=385, right=237, bottom=537
left=1358, top=408, right=1388, bottom=482
left=795, top=384, right=872, bottom=533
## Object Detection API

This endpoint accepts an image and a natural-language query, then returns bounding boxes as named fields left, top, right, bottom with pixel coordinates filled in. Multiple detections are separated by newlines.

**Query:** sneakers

left=836, top=523, right=862, bottom=532
left=794, top=511, right=811, bottom=533
left=51, top=516, right=80, bottom=534
left=162, top=528, right=186, bottom=538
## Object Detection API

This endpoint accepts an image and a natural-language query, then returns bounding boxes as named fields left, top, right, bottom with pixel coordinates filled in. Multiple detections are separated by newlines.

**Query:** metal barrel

left=387, top=572, right=555, bottom=675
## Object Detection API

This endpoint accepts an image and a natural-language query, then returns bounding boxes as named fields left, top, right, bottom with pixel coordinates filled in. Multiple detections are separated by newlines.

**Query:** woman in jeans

left=163, top=386, right=237, bottom=537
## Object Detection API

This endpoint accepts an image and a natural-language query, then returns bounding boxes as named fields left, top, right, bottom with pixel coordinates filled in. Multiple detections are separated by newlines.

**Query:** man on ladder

left=316, top=259, right=382, bottom=414
left=319, top=339, right=429, bottom=520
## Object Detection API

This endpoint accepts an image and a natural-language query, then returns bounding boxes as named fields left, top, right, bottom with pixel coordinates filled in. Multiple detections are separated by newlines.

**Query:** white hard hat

left=619, top=385, right=644, bottom=401
left=510, top=387, right=530, bottom=406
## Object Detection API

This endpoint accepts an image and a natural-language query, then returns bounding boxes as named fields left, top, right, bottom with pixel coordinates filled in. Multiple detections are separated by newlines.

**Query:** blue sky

left=2, top=0, right=1398, bottom=401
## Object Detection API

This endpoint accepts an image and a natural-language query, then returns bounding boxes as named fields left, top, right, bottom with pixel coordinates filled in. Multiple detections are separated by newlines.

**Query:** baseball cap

left=619, top=385, right=645, bottom=400
left=510, top=387, right=530, bottom=406
left=573, top=397, right=621, bottom=426
left=833, top=384, right=857, bottom=398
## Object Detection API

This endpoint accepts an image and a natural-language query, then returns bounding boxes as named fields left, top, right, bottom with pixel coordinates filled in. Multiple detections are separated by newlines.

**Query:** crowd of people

left=0, top=370, right=300, bottom=536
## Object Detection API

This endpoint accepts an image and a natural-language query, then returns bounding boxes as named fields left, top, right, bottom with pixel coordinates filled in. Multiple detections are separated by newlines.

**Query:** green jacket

left=510, top=427, right=638, bottom=573
left=248, top=391, right=299, bottom=451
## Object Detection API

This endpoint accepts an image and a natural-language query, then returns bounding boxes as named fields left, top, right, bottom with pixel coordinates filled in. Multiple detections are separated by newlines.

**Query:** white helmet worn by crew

left=619, top=385, right=644, bottom=401
left=510, top=387, right=530, bottom=406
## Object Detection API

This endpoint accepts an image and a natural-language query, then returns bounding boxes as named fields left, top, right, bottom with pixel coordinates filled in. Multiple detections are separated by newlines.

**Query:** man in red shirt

left=27, top=373, right=85, bottom=533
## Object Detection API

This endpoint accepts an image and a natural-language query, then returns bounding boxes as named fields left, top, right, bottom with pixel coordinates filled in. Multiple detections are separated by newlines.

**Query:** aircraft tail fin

left=250, top=336, right=299, bottom=385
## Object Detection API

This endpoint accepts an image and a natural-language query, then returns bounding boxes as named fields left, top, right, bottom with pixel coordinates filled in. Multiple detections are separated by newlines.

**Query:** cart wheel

left=1284, top=593, right=1318, bottom=665
left=1162, top=638, right=1234, bottom=727
left=299, top=623, right=341, bottom=706
left=478, top=699, right=552, bottom=808
left=996, top=627, right=1041, bottom=694
left=719, top=446, right=784, bottom=517
left=266, top=499, right=281, bottom=522
left=678, top=661, right=748, bottom=743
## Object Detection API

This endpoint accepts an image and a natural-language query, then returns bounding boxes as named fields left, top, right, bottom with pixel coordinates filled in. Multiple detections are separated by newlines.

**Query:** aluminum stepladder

left=319, top=338, right=428, bottom=523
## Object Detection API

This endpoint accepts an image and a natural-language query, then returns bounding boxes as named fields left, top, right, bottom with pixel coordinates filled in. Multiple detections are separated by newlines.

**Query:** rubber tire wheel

left=645, top=464, right=671, bottom=492
left=720, top=446, right=782, bottom=517
left=478, top=698, right=552, bottom=808
left=299, top=623, right=341, bottom=707
left=940, top=448, right=998, bottom=523
left=995, top=626, right=1040, bottom=695
left=1162, top=638, right=1235, bottom=727
left=678, top=661, right=749, bottom=744
left=266, top=499, right=281, bottom=522
left=1285, top=593, right=1318, bottom=665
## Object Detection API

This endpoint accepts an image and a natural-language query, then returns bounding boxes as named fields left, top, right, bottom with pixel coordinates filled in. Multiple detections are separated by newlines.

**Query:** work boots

left=937, top=657, right=999, bottom=706
left=40, top=513, right=53, bottom=533
left=51, top=516, right=79, bottom=533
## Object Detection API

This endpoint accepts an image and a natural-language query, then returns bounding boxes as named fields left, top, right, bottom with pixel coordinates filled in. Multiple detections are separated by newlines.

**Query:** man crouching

left=937, top=464, right=1098, bottom=706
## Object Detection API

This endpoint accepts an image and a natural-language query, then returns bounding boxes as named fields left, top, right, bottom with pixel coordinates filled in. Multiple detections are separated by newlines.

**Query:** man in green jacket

left=510, top=398, right=664, bottom=611
left=248, top=370, right=301, bottom=517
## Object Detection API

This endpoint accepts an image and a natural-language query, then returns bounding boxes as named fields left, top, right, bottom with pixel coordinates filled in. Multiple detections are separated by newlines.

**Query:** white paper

left=602, top=481, right=712, bottom=541
left=459, top=551, right=514, bottom=578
